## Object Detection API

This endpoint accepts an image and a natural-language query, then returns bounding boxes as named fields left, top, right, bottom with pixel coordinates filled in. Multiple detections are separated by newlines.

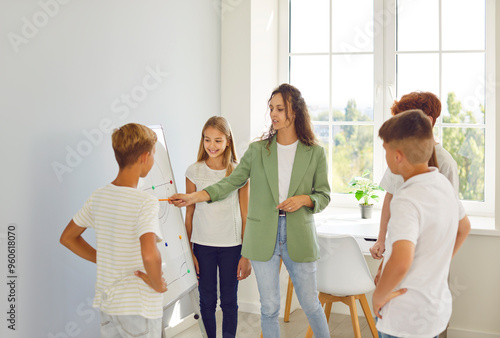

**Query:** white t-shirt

left=185, top=161, right=242, bottom=246
left=73, top=184, right=164, bottom=319
left=376, top=168, right=466, bottom=338
left=277, top=140, right=299, bottom=203
left=380, top=143, right=459, bottom=194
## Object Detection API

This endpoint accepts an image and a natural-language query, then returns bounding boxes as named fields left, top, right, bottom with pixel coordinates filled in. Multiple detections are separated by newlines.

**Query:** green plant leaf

left=355, top=190, right=364, bottom=201
left=348, top=168, right=384, bottom=204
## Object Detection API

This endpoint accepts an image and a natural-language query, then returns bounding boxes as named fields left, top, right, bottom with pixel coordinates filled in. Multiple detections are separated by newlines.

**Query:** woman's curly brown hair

left=262, top=83, right=317, bottom=149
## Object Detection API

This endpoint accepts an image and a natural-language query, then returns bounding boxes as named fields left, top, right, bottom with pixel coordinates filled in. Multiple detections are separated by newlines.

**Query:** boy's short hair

left=391, top=91, right=441, bottom=126
left=112, top=123, right=157, bottom=169
left=379, top=109, right=434, bottom=164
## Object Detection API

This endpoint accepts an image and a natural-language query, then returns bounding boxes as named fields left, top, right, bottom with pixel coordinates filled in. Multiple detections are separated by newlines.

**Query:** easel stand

left=162, top=285, right=207, bottom=338
left=143, top=125, right=207, bottom=337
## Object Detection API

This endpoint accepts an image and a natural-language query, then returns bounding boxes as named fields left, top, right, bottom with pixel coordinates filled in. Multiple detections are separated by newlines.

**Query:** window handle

left=388, top=83, right=395, bottom=101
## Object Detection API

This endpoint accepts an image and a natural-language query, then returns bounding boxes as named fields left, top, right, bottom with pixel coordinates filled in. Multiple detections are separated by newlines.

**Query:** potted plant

left=348, top=169, right=384, bottom=219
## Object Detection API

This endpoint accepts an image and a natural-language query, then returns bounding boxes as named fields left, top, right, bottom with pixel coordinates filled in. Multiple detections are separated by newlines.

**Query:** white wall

left=221, top=0, right=251, bottom=155
left=221, top=0, right=278, bottom=156
left=449, top=235, right=500, bottom=336
left=0, top=1, right=220, bottom=336
left=250, top=0, right=279, bottom=142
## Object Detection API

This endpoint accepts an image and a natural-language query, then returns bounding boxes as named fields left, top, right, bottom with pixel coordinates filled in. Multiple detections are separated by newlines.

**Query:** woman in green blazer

left=171, top=84, right=330, bottom=338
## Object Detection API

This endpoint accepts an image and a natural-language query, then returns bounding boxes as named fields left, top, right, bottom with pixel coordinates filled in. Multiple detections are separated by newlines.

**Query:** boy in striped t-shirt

left=60, top=123, right=167, bottom=338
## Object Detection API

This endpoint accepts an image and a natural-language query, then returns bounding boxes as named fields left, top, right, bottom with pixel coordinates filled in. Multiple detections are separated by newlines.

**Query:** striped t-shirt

left=73, top=184, right=164, bottom=319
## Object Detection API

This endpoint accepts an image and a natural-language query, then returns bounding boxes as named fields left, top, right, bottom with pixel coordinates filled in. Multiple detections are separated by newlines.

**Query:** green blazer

left=204, top=136, right=330, bottom=262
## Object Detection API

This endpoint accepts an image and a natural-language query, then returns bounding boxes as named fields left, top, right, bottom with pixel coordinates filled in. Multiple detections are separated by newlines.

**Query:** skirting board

left=448, top=328, right=500, bottom=338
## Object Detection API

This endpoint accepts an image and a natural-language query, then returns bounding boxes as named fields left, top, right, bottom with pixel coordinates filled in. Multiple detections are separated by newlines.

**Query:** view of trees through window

left=309, top=92, right=485, bottom=201
left=288, top=0, right=490, bottom=204
left=443, top=93, right=485, bottom=201
left=311, top=101, right=373, bottom=194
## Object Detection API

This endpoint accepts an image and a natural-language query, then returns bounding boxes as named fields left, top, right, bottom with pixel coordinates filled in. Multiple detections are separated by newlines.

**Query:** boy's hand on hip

left=372, top=288, right=407, bottom=319
left=135, top=270, right=168, bottom=293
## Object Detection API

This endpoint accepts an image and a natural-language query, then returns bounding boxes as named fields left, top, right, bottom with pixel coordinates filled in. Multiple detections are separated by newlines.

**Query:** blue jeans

left=100, top=312, right=162, bottom=338
left=193, top=244, right=241, bottom=338
left=251, top=216, right=329, bottom=338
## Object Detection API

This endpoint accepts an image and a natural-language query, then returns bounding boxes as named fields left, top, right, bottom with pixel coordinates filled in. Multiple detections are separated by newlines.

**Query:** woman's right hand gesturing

left=169, top=191, right=210, bottom=207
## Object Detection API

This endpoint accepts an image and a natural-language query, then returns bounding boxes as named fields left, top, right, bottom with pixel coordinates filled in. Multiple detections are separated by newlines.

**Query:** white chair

left=305, top=234, right=378, bottom=338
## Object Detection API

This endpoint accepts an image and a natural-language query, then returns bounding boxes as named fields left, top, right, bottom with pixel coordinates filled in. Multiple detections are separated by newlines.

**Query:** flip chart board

left=138, top=125, right=198, bottom=308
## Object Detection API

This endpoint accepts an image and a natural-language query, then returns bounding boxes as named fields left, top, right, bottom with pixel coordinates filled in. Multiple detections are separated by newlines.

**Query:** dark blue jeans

left=193, top=244, right=241, bottom=338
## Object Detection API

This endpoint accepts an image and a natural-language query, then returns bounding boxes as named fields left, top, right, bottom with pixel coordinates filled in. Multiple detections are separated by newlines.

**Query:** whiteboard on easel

left=138, top=125, right=198, bottom=308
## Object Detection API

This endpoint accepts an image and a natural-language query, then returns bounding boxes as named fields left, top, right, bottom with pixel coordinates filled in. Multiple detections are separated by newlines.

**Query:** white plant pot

left=359, top=204, right=373, bottom=219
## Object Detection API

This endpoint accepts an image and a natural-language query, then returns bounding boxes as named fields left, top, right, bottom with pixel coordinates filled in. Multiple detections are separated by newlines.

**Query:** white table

left=314, top=209, right=380, bottom=255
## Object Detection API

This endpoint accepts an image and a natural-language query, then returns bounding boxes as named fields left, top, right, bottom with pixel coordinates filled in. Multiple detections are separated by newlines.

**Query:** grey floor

left=171, top=309, right=375, bottom=338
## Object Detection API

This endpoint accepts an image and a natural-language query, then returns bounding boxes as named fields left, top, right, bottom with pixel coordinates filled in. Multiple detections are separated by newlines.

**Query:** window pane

left=397, top=0, right=439, bottom=51
left=332, top=55, right=373, bottom=121
left=332, top=0, right=373, bottom=53
left=442, top=53, right=485, bottom=124
left=289, top=55, right=329, bottom=121
left=331, top=125, right=373, bottom=193
left=433, top=126, right=441, bottom=142
left=396, top=53, right=439, bottom=98
left=290, top=0, right=329, bottom=53
left=314, top=124, right=329, bottom=144
left=442, top=127, right=485, bottom=201
left=442, top=0, right=485, bottom=50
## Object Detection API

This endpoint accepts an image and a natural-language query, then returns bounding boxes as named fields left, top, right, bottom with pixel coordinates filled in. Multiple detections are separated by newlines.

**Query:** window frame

left=279, top=0, right=496, bottom=217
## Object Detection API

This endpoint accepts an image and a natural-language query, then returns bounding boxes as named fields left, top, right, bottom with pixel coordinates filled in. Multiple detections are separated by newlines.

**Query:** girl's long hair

left=197, top=116, right=238, bottom=176
left=261, top=83, right=317, bottom=149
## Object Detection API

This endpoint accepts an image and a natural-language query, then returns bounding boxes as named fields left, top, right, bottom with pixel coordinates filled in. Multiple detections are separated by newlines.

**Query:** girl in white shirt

left=184, top=116, right=251, bottom=338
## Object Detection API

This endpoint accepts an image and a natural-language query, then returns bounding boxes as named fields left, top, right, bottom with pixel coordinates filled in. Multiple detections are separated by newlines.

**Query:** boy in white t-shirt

left=373, top=110, right=470, bottom=338
left=60, top=123, right=167, bottom=338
